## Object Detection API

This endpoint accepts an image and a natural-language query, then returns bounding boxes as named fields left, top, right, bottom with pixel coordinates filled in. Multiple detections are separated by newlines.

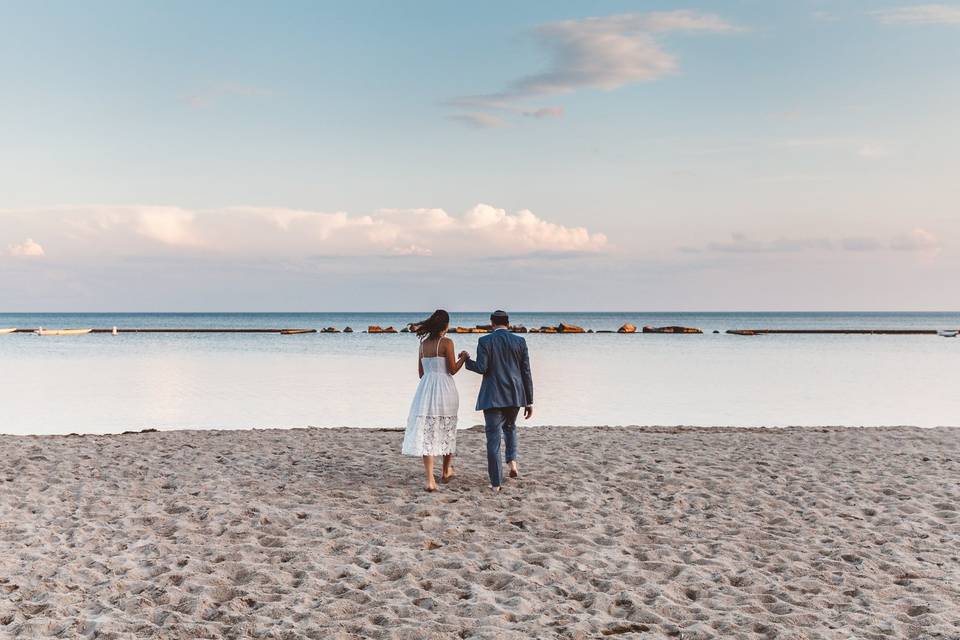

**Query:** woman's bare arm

left=418, top=345, right=424, bottom=379
left=443, top=337, right=466, bottom=375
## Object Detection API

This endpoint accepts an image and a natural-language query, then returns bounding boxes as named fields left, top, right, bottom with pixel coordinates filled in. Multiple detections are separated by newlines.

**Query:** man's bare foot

left=508, top=462, right=520, bottom=479
left=489, top=485, right=501, bottom=492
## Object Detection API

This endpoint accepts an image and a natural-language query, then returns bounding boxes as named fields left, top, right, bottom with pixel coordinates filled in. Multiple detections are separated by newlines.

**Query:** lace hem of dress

left=416, top=415, right=457, bottom=456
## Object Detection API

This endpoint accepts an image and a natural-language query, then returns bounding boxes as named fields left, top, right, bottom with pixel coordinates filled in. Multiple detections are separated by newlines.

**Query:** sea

left=0, top=312, right=957, bottom=435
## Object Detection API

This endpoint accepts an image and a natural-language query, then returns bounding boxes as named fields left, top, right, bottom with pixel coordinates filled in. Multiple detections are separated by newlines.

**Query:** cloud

left=391, top=245, right=433, bottom=257
left=1, top=204, right=608, bottom=259
left=685, top=230, right=943, bottom=255
left=872, top=4, right=960, bottom=25
left=512, top=12, right=736, bottom=95
left=447, top=112, right=507, bottom=129
left=8, top=238, right=45, bottom=257
left=684, top=233, right=833, bottom=254
left=523, top=106, right=565, bottom=119
left=892, top=228, right=941, bottom=252
left=135, top=208, right=201, bottom=246
left=449, top=11, right=738, bottom=127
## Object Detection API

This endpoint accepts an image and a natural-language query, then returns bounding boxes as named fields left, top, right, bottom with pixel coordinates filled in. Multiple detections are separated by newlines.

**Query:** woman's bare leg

left=441, top=454, right=455, bottom=482
left=422, top=456, right=437, bottom=491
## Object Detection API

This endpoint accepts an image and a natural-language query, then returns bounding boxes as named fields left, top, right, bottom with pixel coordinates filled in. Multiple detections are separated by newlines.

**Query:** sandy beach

left=1, top=426, right=958, bottom=639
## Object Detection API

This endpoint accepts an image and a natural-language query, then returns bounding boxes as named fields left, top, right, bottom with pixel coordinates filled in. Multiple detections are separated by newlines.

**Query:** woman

left=401, top=309, right=466, bottom=491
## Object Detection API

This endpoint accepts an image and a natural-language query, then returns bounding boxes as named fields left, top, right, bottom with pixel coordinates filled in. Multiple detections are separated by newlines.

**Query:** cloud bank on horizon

left=1, top=204, right=608, bottom=259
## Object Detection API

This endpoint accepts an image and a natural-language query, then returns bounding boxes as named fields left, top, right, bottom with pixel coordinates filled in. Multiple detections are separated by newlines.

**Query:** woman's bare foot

left=425, top=481, right=438, bottom=492
left=441, top=454, right=455, bottom=483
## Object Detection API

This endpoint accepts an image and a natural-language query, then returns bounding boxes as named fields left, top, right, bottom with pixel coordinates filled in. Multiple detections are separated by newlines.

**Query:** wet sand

left=1, top=425, right=958, bottom=639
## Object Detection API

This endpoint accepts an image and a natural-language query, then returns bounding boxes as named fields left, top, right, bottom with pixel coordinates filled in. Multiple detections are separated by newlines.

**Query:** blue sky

left=1, top=1, right=957, bottom=310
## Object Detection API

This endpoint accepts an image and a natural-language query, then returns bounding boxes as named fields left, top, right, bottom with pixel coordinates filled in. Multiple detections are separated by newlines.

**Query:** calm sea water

left=0, top=312, right=957, bottom=435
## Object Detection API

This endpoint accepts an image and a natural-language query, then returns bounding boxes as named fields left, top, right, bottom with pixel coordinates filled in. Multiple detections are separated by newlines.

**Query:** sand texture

left=1, top=425, right=959, bottom=639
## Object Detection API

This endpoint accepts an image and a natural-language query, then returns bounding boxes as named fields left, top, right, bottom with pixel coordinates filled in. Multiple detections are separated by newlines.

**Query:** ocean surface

left=0, top=312, right=957, bottom=435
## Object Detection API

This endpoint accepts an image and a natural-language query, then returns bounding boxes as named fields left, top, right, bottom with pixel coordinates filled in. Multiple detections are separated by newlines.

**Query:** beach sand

left=1, top=426, right=958, bottom=639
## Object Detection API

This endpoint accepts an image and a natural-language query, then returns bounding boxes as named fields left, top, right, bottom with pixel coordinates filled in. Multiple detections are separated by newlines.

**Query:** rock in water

left=558, top=323, right=586, bottom=333
left=642, top=326, right=703, bottom=334
left=618, top=323, right=637, bottom=333
left=368, top=326, right=383, bottom=333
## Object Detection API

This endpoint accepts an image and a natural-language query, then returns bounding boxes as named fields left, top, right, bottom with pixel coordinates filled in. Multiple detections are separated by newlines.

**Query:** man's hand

left=459, top=350, right=470, bottom=360
left=524, top=405, right=533, bottom=420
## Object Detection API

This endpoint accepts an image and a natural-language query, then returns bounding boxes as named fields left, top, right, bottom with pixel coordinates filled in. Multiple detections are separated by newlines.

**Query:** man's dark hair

left=490, top=310, right=509, bottom=327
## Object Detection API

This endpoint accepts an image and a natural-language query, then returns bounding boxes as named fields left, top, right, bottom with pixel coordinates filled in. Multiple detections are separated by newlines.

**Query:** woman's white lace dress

left=402, top=341, right=459, bottom=456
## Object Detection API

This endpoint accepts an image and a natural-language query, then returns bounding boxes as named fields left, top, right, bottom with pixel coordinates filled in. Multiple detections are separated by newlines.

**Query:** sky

left=0, top=0, right=957, bottom=311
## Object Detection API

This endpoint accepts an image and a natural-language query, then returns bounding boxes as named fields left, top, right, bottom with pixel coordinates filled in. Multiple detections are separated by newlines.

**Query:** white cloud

left=391, top=245, right=433, bottom=257
left=1, top=204, right=607, bottom=259
left=136, top=207, right=201, bottom=246
left=872, top=4, right=960, bottom=25
left=892, top=228, right=941, bottom=252
left=449, top=11, right=738, bottom=127
left=8, top=238, right=45, bottom=257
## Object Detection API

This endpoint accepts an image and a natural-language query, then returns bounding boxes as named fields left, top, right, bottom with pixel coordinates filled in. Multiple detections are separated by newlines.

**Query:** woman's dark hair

left=413, top=310, right=450, bottom=341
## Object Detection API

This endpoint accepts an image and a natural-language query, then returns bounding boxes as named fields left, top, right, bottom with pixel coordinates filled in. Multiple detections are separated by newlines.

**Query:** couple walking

left=401, top=309, right=534, bottom=492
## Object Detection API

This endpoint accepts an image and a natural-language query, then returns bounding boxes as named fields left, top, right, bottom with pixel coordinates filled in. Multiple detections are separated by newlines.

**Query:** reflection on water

left=0, top=312, right=957, bottom=434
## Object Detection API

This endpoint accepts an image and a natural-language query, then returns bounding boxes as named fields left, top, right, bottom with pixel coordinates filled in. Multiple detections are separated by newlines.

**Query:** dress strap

left=436, top=336, right=442, bottom=358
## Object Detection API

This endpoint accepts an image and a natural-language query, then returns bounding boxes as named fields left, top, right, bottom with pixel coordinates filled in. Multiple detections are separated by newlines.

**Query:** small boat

left=0, top=328, right=16, bottom=334
left=938, top=330, right=958, bottom=338
left=35, top=328, right=93, bottom=336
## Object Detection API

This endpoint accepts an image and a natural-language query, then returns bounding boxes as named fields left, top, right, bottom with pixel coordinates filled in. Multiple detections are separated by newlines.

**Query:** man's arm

left=520, top=339, right=533, bottom=412
left=464, top=338, right=488, bottom=374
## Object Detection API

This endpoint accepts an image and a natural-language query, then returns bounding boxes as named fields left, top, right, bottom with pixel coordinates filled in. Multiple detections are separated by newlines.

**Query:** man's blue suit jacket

left=465, top=328, right=534, bottom=411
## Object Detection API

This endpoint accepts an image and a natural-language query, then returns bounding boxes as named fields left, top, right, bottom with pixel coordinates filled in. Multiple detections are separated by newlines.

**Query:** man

left=461, top=310, right=534, bottom=491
